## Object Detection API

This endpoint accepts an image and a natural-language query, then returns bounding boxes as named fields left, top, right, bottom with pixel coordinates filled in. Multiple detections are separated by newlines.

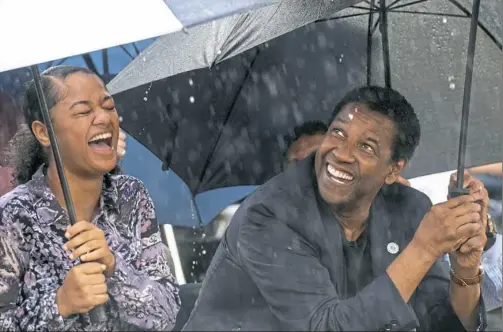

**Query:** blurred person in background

left=0, top=92, right=23, bottom=195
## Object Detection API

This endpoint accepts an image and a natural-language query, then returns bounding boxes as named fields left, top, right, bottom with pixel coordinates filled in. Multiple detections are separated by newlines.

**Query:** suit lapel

left=369, top=193, right=399, bottom=278
left=289, top=157, right=347, bottom=296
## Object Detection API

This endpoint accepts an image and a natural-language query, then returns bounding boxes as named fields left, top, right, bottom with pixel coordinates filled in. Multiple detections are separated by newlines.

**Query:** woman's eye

left=77, top=110, right=92, bottom=116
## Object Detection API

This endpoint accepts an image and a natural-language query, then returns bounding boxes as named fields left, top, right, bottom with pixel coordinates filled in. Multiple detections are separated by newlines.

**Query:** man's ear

left=385, top=159, right=407, bottom=185
left=31, top=120, right=50, bottom=148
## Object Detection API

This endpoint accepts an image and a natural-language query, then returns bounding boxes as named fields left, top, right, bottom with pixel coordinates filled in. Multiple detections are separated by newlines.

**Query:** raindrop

left=442, top=17, right=447, bottom=23
left=448, top=75, right=454, bottom=81
left=119, top=116, right=123, bottom=123
left=449, top=82, right=456, bottom=90
left=339, top=57, right=343, bottom=63
left=142, top=56, right=146, bottom=62
left=201, top=233, right=206, bottom=238
left=189, top=96, right=195, bottom=103
left=341, top=54, right=344, bottom=58
left=143, top=97, right=148, bottom=101
left=192, top=261, right=196, bottom=265
left=217, top=49, right=222, bottom=55
left=202, top=250, right=207, bottom=255
left=189, top=78, right=194, bottom=86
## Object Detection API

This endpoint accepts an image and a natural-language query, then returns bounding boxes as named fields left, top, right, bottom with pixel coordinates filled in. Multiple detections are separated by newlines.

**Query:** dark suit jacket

left=183, top=157, right=484, bottom=331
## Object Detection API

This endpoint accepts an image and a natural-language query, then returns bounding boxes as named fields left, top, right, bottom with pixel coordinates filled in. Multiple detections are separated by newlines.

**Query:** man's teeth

left=327, top=164, right=354, bottom=181
left=89, top=133, right=112, bottom=143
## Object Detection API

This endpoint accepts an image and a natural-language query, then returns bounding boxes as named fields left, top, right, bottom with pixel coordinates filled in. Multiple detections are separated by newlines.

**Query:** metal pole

left=379, top=0, right=392, bottom=88
left=30, top=65, right=107, bottom=323
left=455, top=0, right=480, bottom=191
left=30, top=65, right=78, bottom=224
left=366, top=0, right=376, bottom=85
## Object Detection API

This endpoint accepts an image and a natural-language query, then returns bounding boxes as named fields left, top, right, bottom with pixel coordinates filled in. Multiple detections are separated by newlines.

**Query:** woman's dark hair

left=7, top=65, right=114, bottom=185
left=330, top=86, right=421, bottom=162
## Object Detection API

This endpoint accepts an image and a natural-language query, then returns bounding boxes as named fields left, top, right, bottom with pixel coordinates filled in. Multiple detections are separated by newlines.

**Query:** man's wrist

left=450, top=263, right=481, bottom=279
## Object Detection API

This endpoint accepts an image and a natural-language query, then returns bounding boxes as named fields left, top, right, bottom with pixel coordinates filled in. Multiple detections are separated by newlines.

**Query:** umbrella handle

left=30, top=66, right=108, bottom=323
left=448, top=187, right=470, bottom=198
left=89, top=306, right=108, bottom=323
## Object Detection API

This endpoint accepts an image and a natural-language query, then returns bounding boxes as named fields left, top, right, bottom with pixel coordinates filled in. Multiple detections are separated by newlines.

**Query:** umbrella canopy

left=0, top=0, right=273, bottom=72
left=107, top=0, right=361, bottom=94
left=112, top=0, right=501, bottom=196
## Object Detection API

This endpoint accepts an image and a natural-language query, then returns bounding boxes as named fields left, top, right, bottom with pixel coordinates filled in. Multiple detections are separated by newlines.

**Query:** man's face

left=314, top=102, right=405, bottom=206
left=287, top=133, right=325, bottom=162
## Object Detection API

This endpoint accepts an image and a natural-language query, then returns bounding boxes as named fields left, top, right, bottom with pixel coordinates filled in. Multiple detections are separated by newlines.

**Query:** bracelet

left=450, top=267, right=484, bottom=287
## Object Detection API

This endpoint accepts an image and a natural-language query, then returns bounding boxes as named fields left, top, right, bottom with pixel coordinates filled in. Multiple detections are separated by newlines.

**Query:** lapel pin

left=387, top=242, right=399, bottom=255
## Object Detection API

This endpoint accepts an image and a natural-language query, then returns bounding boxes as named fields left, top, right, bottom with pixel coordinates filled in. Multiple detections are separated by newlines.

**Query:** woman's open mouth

left=88, top=132, right=113, bottom=155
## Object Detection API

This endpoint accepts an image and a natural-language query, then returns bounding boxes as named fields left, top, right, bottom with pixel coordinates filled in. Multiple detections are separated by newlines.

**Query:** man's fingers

left=451, top=202, right=481, bottom=218
left=457, top=235, right=486, bottom=254
left=443, top=194, right=476, bottom=209
left=456, top=220, right=483, bottom=239
left=66, top=221, right=94, bottom=239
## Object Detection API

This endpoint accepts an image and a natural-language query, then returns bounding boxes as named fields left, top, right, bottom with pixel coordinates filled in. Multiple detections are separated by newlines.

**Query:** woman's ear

left=385, top=159, right=407, bottom=185
left=31, top=120, right=50, bottom=148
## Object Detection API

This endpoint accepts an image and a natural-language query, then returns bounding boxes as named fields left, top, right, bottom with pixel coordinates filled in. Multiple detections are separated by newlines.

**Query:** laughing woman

left=0, top=66, right=180, bottom=331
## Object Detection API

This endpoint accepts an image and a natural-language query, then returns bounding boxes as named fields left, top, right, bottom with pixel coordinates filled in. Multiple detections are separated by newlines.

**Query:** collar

left=27, top=165, right=120, bottom=219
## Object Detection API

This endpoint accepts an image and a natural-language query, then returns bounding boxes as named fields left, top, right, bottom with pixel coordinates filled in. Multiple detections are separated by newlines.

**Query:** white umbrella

left=0, top=0, right=274, bottom=72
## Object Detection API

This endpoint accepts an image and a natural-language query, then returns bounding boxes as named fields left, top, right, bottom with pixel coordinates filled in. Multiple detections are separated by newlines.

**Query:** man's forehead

left=333, top=103, right=390, bottom=126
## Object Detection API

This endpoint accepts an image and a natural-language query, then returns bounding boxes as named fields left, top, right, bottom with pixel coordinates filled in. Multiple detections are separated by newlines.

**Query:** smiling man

left=183, top=86, right=488, bottom=331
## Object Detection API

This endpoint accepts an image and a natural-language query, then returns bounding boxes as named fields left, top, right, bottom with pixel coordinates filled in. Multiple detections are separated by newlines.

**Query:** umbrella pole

left=452, top=0, right=481, bottom=195
left=366, top=0, right=376, bottom=85
left=30, top=65, right=108, bottom=323
left=379, top=0, right=392, bottom=88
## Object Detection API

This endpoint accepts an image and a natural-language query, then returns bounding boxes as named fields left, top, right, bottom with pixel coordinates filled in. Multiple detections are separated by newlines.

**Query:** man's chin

left=318, top=188, right=353, bottom=206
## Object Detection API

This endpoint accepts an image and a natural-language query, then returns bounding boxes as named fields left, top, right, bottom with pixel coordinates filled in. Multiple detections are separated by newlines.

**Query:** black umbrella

left=113, top=0, right=501, bottom=197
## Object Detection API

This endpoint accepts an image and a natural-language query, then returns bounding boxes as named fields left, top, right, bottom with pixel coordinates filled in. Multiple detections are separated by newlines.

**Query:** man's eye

left=332, top=128, right=345, bottom=137
left=361, top=143, right=375, bottom=153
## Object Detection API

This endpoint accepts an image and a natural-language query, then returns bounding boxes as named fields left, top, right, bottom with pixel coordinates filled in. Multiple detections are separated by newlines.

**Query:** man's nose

left=331, top=142, right=356, bottom=163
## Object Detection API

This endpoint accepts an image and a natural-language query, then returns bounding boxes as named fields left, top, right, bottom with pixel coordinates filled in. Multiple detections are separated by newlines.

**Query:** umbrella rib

left=120, top=45, right=135, bottom=60
left=362, top=0, right=380, bottom=9
left=351, top=5, right=372, bottom=10
left=447, top=0, right=502, bottom=50
left=318, top=12, right=376, bottom=22
left=371, top=17, right=380, bottom=34
left=102, top=49, right=110, bottom=84
left=131, top=42, right=141, bottom=56
left=386, top=0, right=403, bottom=9
left=389, top=10, right=468, bottom=17
left=389, top=0, right=428, bottom=11
left=194, top=48, right=262, bottom=194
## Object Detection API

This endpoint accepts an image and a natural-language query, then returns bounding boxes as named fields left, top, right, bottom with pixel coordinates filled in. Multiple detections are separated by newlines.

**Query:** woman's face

left=34, top=72, right=120, bottom=177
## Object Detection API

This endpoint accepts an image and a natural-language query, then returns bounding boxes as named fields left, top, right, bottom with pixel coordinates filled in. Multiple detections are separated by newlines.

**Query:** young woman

left=0, top=66, right=180, bottom=331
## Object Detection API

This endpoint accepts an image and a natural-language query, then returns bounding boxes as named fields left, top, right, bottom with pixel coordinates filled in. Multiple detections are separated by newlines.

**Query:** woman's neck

left=46, top=165, right=103, bottom=222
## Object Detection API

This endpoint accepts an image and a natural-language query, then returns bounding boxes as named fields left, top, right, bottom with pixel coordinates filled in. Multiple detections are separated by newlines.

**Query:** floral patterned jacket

left=0, top=167, right=180, bottom=331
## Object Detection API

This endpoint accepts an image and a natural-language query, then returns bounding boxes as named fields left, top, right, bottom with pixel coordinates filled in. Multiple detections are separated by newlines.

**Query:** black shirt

left=340, top=228, right=374, bottom=298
